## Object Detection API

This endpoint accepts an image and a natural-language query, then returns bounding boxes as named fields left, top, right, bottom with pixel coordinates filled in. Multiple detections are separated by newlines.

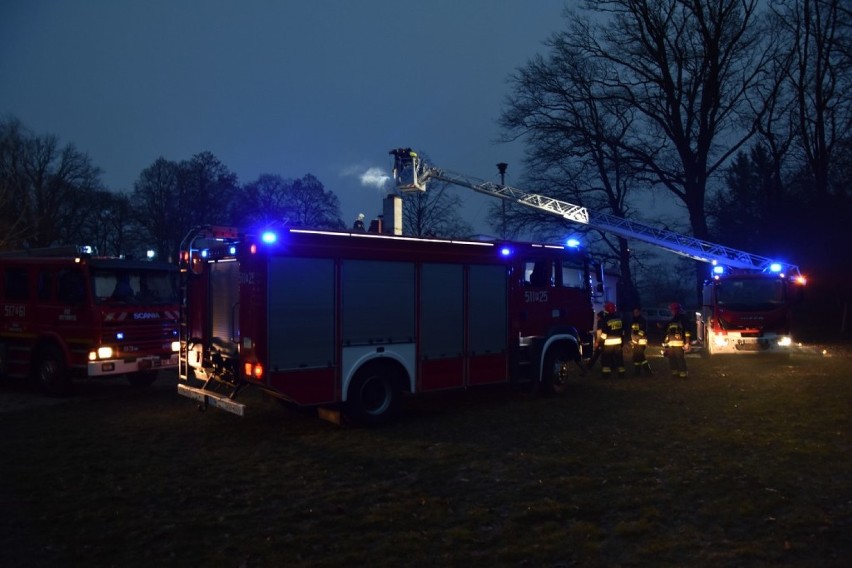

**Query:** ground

left=0, top=342, right=849, bottom=567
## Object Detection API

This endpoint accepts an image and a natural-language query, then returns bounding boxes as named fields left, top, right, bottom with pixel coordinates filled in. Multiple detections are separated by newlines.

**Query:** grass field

left=0, top=347, right=850, bottom=567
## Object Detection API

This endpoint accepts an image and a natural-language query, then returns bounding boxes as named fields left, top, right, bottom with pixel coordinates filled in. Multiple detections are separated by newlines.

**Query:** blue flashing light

left=769, top=262, right=782, bottom=273
left=116, top=332, right=124, bottom=340
left=229, top=246, right=237, bottom=255
left=712, top=265, right=725, bottom=275
left=499, top=247, right=512, bottom=257
left=200, top=249, right=209, bottom=258
left=261, top=231, right=278, bottom=244
left=566, top=238, right=581, bottom=248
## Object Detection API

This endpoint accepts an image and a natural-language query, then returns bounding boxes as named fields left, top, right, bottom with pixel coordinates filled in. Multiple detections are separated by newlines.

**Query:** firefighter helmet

left=669, top=302, right=682, bottom=314
left=604, top=302, right=617, bottom=314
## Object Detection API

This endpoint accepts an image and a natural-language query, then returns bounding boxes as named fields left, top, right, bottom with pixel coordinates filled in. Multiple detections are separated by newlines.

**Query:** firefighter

left=630, top=306, right=652, bottom=376
left=598, top=302, right=625, bottom=378
left=663, top=302, right=691, bottom=378
left=353, top=213, right=366, bottom=232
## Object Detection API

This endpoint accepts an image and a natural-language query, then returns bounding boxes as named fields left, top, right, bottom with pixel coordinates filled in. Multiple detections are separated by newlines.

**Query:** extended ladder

left=390, top=148, right=801, bottom=277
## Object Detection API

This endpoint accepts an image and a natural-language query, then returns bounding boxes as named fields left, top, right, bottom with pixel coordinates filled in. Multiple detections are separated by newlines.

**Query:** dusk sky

left=1, top=0, right=571, bottom=234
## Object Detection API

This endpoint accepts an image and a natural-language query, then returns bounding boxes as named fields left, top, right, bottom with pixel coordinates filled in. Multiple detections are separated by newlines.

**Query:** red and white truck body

left=0, top=246, right=180, bottom=394
left=178, top=227, right=596, bottom=422
left=698, top=268, right=806, bottom=355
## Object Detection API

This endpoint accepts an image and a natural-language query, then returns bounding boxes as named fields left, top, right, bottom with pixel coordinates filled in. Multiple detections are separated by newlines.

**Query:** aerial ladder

left=389, top=148, right=802, bottom=279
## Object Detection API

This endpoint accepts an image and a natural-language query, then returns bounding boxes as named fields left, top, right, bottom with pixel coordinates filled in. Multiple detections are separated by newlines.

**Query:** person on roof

left=598, top=302, right=625, bottom=378
left=353, top=213, right=366, bottom=232
left=663, top=302, right=691, bottom=378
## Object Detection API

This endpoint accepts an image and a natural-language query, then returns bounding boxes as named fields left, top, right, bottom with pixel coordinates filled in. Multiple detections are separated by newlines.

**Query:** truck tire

left=36, top=345, right=71, bottom=397
left=539, top=343, right=577, bottom=396
left=127, top=370, right=158, bottom=388
left=344, top=364, right=402, bottom=426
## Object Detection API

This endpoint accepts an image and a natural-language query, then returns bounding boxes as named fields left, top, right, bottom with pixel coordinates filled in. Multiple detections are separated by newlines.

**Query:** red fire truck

left=699, top=266, right=805, bottom=355
left=389, top=148, right=807, bottom=356
left=0, top=246, right=180, bottom=395
left=177, top=226, right=597, bottom=422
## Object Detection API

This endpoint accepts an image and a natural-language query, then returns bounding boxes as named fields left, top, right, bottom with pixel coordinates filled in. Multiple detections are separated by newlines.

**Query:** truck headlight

left=97, top=346, right=114, bottom=359
left=171, top=341, right=180, bottom=352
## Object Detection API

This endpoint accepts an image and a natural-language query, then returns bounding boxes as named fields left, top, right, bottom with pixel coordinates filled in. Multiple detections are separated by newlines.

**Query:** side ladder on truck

left=176, top=226, right=247, bottom=416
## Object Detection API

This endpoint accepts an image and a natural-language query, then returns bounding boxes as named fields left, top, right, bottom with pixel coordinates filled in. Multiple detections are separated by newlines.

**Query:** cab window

left=58, top=270, right=87, bottom=305
left=3, top=268, right=29, bottom=301
left=524, top=260, right=553, bottom=287
left=525, top=258, right=587, bottom=290
left=559, top=259, right=587, bottom=290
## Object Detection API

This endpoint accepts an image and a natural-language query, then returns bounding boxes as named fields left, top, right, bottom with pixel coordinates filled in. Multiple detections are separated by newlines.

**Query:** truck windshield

left=92, top=268, right=178, bottom=306
left=716, top=278, right=786, bottom=311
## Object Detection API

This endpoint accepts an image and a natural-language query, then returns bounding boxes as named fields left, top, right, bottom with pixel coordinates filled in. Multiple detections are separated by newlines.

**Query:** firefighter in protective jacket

left=663, top=302, right=690, bottom=378
left=630, top=306, right=652, bottom=376
left=599, top=302, right=625, bottom=378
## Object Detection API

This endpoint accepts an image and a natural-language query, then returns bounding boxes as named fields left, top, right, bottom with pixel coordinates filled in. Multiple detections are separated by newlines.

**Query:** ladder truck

left=390, top=148, right=807, bottom=355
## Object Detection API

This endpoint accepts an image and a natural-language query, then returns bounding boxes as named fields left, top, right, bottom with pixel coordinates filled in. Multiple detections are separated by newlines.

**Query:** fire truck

left=0, top=246, right=180, bottom=395
left=389, top=148, right=807, bottom=356
left=177, top=225, right=599, bottom=422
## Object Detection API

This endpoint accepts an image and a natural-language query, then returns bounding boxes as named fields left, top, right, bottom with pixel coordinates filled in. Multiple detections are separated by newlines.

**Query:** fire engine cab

left=699, top=265, right=805, bottom=355
left=177, top=226, right=597, bottom=422
left=0, top=245, right=180, bottom=395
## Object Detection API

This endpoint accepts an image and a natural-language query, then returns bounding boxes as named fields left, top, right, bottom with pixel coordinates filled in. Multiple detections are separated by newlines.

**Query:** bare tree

left=234, top=173, right=344, bottom=230
left=402, top=181, right=473, bottom=238
left=131, top=157, right=180, bottom=260
left=176, top=152, right=238, bottom=238
left=584, top=0, right=770, bottom=238
left=83, top=190, right=137, bottom=257
left=0, top=118, right=29, bottom=249
left=232, top=173, right=291, bottom=227
left=130, top=152, right=237, bottom=261
left=500, top=36, right=643, bottom=307
left=0, top=117, right=103, bottom=249
left=501, top=0, right=773, bottom=303
left=283, top=174, right=344, bottom=229
left=771, top=0, right=852, bottom=199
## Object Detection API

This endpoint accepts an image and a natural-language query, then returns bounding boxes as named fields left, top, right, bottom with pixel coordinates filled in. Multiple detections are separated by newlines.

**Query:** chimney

left=383, top=194, right=402, bottom=235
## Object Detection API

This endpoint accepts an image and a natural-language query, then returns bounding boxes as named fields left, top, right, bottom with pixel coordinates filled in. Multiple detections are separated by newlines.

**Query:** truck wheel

left=127, top=371, right=158, bottom=388
left=539, top=344, right=576, bottom=396
left=36, top=345, right=71, bottom=397
left=344, top=365, right=402, bottom=426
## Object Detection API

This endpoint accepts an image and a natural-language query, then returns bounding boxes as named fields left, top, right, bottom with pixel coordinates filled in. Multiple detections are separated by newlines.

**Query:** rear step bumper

left=177, top=384, right=246, bottom=416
